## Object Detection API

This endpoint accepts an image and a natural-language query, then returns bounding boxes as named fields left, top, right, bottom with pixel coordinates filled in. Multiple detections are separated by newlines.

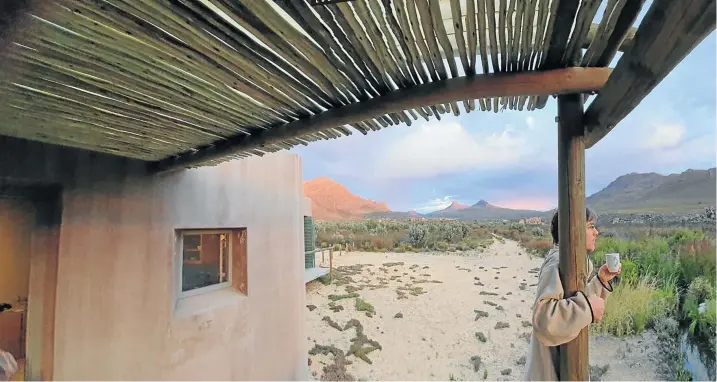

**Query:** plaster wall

left=0, top=137, right=308, bottom=380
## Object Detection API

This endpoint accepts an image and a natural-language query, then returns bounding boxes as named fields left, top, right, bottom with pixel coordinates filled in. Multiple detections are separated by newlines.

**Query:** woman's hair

left=550, top=207, right=597, bottom=245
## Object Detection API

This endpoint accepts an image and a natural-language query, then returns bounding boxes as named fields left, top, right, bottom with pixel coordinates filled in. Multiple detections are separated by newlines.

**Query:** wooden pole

left=557, top=93, right=589, bottom=381
left=329, top=248, right=334, bottom=279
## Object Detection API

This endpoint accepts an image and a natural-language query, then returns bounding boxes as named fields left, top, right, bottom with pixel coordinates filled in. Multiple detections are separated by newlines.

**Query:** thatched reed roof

left=0, top=0, right=713, bottom=171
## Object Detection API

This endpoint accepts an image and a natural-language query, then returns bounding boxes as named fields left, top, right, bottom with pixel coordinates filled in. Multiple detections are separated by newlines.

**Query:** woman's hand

left=598, top=263, right=621, bottom=284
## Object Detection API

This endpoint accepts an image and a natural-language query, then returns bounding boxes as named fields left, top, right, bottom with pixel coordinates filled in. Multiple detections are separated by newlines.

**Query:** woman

left=525, top=208, right=621, bottom=380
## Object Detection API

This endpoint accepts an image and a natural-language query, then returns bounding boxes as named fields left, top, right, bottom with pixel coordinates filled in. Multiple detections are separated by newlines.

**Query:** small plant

left=355, top=298, right=375, bottom=313
left=328, top=292, right=359, bottom=301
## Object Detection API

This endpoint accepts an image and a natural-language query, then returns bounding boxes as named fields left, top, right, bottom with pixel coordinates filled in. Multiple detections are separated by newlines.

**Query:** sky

left=292, top=8, right=716, bottom=214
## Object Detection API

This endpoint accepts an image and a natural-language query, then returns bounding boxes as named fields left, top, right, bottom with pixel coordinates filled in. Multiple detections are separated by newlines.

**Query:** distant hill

left=426, top=201, right=470, bottom=217
left=304, top=177, right=390, bottom=221
left=587, top=168, right=716, bottom=213
left=305, top=168, right=716, bottom=222
left=428, top=199, right=544, bottom=220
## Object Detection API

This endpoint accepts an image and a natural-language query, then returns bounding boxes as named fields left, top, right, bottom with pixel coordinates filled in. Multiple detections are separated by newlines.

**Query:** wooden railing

left=304, top=243, right=356, bottom=279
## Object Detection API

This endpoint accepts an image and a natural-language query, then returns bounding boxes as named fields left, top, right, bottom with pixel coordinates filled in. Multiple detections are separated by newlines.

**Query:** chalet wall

left=0, top=136, right=308, bottom=380
left=0, top=199, right=32, bottom=305
left=303, top=196, right=313, bottom=217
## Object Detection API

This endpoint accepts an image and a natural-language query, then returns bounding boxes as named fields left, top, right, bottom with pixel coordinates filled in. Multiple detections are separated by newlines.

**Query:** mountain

left=587, top=168, right=716, bottom=213
left=472, top=200, right=495, bottom=208
left=303, top=177, right=390, bottom=221
left=443, top=202, right=470, bottom=211
left=427, top=199, right=543, bottom=220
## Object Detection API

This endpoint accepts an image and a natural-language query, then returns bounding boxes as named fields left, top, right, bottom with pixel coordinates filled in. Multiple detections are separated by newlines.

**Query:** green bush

left=618, top=258, right=639, bottom=284
left=591, top=229, right=716, bottom=348
left=316, top=219, right=495, bottom=253
left=592, top=276, right=677, bottom=336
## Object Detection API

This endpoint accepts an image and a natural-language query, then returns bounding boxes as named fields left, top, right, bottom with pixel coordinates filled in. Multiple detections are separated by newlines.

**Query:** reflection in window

left=181, top=232, right=229, bottom=292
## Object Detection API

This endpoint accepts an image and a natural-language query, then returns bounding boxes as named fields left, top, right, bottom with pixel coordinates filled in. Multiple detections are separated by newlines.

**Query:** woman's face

left=586, top=220, right=599, bottom=253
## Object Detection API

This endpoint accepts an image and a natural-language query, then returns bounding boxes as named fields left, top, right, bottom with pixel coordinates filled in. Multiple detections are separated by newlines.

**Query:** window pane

left=182, top=233, right=225, bottom=292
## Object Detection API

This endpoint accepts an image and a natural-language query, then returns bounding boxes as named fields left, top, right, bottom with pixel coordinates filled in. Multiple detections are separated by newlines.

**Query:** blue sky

left=292, top=13, right=716, bottom=213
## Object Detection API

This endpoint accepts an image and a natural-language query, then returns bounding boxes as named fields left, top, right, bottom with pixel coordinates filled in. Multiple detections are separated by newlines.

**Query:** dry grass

left=592, top=277, right=677, bottom=337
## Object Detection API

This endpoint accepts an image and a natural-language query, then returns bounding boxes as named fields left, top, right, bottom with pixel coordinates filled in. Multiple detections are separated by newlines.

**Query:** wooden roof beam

left=584, top=0, right=716, bottom=149
left=150, top=67, right=612, bottom=173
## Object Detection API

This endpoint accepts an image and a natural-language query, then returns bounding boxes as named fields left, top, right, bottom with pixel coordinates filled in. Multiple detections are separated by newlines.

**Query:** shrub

left=683, top=277, right=716, bottom=348
left=592, top=276, right=677, bottom=337
left=408, top=224, right=429, bottom=248
left=524, top=240, right=553, bottom=255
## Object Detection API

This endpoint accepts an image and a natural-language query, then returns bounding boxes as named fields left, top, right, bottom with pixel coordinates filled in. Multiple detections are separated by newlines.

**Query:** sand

left=305, top=239, right=664, bottom=381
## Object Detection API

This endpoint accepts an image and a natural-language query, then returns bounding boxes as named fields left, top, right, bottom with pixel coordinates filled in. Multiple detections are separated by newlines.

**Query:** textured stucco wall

left=0, top=137, right=308, bottom=380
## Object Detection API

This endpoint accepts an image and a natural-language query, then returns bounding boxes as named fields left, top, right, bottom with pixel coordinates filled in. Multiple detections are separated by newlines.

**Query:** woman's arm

left=586, top=261, right=613, bottom=300
left=587, top=273, right=612, bottom=300
left=532, top=259, right=594, bottom=347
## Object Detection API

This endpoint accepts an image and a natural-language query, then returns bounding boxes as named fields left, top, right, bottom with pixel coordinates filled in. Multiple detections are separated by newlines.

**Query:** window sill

left=174, top=287, right=246, bottom=319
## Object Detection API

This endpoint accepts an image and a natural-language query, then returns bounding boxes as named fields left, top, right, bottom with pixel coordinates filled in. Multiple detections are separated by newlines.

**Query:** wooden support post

left=329, top=248, right=334, bottom=280
left=557, top=93, right=589, bottom=381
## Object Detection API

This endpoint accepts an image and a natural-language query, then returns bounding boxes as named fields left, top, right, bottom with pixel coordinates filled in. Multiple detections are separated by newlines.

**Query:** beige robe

left=524, top=247, right=612, bottom=381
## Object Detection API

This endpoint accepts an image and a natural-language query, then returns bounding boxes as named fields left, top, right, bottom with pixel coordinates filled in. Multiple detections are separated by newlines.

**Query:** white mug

left=605, top=253, right=620, bottom=273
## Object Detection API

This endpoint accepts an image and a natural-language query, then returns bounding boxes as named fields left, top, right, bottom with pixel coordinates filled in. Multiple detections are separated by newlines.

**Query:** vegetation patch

left=589, top=364, right=609, bottom=381
left=414, top=279, right=443, bottom=284
left=409, top=286, right=427, bottom=296
left=355, top=298, right=375, bottom=313
left=322, top=316, right=343, bottom=331
left=495, top=321, right=510, bottom=329
left=592, top=276, right=676, bottom=336
left=475, top=332, right=487, bottom=342
left=470, top=355, right=482, bottom=371
left=344, top=319, right=382, bottom=364
left=328, top=292, right=360, bottom=302
left=309, top=344, right=354, bottom=381
left=474, top=310, right=489, bottom=320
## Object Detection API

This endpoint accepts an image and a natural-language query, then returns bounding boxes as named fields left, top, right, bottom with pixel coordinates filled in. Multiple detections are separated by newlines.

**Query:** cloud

left=412, top=196, right=457, bottom=213
left=642, top=124, right=686, bottom=150
left=526, top=116, right=536, bottom=130
left=374, top=121, right=532, bottom=180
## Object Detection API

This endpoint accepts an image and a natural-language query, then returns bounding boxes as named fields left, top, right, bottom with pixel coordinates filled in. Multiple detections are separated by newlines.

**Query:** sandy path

left=306, top=239, right=664, bottom=381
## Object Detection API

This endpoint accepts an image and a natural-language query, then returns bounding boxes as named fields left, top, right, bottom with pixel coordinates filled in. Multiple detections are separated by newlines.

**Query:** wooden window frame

left=174, top=228, right=248, bottom=307
left=178, top=229, right=232, bottom=299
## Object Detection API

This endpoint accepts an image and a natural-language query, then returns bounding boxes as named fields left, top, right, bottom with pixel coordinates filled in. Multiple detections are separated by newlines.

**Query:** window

left=178, top=229, right=247, bottom=298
